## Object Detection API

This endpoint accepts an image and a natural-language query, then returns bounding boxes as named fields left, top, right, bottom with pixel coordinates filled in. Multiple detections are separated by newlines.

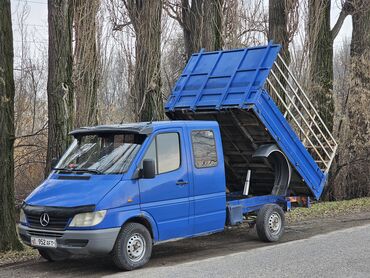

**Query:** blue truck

left=18, top=43, right=337, bottom=270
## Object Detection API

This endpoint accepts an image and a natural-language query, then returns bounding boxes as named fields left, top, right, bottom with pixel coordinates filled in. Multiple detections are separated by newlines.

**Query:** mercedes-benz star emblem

left=40, top=213, right=50, bottom=227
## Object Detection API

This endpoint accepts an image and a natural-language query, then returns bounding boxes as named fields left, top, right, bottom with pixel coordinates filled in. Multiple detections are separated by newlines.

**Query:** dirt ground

left=1, top=210, right=370, bottom=278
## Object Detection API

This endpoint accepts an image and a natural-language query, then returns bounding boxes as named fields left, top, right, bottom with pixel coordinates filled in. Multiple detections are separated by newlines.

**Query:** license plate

left=31, top=237, right=57, bottom=248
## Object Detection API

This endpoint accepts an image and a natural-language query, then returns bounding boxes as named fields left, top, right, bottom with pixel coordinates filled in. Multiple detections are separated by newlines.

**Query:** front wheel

left=256, top=204, right=285, bottom=242
left=112, top=222, right=152, bottom=271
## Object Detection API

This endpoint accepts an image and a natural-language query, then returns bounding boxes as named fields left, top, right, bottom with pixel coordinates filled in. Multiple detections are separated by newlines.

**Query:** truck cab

left=19, top=121, right=230, bottom=269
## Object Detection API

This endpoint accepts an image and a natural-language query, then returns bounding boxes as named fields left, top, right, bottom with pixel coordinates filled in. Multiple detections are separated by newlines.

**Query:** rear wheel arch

left=253, top=144, right=292, bottom=196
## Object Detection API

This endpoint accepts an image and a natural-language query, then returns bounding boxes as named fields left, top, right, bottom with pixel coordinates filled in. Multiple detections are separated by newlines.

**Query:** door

left=139, top=128, right=191, bottom=240
left=190, top=128, right=226, bottom=234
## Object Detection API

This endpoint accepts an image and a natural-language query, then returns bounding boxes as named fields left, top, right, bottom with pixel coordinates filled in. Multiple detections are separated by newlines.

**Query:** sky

left=10, top=0, right=352, bottom=62
left=11, top=0, right=48, bottom=44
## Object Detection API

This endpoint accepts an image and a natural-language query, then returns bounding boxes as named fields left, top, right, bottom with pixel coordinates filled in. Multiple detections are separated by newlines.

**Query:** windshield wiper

left=53, top=167, right=102, bottom=175
left=73, top=168, right=102, bottom=174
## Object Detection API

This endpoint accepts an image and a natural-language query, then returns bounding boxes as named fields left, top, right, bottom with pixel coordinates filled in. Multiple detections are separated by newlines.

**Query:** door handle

left=176, top=180, right=188, bottom=186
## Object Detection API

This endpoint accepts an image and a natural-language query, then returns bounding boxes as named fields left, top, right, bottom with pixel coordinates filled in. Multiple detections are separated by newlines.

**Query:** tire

left=256, top=204, right=285, bottom=242
left=38, top=249, right=70, bottom=262
left=112, top=222, right=152, bottom=271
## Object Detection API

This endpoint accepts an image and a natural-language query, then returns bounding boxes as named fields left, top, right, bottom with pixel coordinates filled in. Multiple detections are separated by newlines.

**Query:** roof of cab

left=69, top=120, right=218, bottom=136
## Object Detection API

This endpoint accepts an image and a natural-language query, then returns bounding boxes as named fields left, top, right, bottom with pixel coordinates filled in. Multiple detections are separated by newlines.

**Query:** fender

left=125, top=210, right=160, bottom=242
left=102, top=205, right=159, bottom=242
left=253, top=144, right=292, bottom=196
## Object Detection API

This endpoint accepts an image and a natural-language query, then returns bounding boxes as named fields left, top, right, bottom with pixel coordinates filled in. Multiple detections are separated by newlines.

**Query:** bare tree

left=46, top=0, right=74, bottom=174
left=230, top=0, right=268, bottom=47
left=73, top=0, right=100, bottom=127
left=124, top=0, right=164, bottom=121
left=12, top=2, right=48, bottom=203
left=268, top=0, right=298, bottom=61
left=308, top=0, right=353, bottom=132
left=267, top=0, right=298, bottom=108
left=0, top=0, right=22, bottom=251
left=333, top=0, right=370, bottom=199
left=165, top=0, right=223, bottom=59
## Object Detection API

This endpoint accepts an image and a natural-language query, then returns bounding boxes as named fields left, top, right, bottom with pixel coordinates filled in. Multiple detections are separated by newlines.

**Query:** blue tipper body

left=165, top=42, right=326, bottom=200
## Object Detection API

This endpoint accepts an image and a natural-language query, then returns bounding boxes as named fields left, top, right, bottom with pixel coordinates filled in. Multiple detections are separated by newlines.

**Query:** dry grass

left=0, top=245, right=38, bottom=267
left=287, top=197, right=370, bottom=222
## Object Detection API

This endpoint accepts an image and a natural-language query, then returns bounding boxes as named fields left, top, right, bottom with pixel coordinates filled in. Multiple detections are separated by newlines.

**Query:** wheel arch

left=253, top=144, right=292, bottom=196
left=123, top=213, right=159, bottom=242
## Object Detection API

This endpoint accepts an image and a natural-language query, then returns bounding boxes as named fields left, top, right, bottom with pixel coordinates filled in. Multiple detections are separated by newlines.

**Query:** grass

left=287, top=197, right=370, bottom=223
left=0, top=245, right=38, bottom=267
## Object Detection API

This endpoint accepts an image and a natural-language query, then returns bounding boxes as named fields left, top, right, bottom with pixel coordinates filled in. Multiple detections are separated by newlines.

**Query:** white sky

left=10, top=0, right=352, bottom=59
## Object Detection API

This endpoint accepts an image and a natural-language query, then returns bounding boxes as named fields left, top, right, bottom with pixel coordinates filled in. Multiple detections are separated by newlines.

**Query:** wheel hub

left=127, top=233, right=146, bottom=262
left=268, top=212, right=281, bottom=234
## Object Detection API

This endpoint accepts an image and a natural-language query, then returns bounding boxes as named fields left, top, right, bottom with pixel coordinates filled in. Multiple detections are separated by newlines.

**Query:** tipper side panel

left=165, top=44, right=281, bottom=111
left=165, top=43, right=327, bottom=199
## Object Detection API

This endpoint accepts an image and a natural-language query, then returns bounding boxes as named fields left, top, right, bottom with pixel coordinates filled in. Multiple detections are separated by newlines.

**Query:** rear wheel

left=112, top=222, right=152, bottom=271
left=38, top=249, right=70, bottom=262
left=256, top=204, right=285, bottom=242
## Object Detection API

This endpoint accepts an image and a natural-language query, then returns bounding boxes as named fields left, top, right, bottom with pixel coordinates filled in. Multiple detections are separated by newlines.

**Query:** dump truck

left=18, top=42, right=337, bottom=270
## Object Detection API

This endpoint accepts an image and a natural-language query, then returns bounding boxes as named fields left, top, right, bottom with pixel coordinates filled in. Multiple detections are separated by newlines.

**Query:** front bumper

left=18, top=224, right=120, bottom=255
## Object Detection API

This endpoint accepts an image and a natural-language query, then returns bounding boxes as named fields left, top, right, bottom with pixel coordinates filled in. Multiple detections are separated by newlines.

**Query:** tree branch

left=112, top=21, right=132, bottom=31
left=14, top=122, right=47, bottom=139
left=163, top=1, right=184, bottom=26
left=331, top=0, right=354, bottom=41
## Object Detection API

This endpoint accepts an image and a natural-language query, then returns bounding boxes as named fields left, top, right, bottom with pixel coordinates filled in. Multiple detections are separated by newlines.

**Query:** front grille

left=28, top=230, right=64, bottom=238
left=26, top=214, right=70, bottom=230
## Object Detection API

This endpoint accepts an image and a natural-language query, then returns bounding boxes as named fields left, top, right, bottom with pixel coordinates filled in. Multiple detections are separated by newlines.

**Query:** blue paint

left=26, top=174, right=122, bottom=207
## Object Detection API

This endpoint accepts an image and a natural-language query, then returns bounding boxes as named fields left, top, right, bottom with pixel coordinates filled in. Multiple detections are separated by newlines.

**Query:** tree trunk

left=202, top=0, right=223, bottom=52
left=0, top=0, right=23, bottom=251
left=46, top=0, right=74, bottom=174
left=73, top=0, right=100, bottom=128
left=333, top=0, right=370, bottom=199
left=222, top=0, right=240, bottom=49
left=181, top=0, right=223, bottom=59
left=267, top=0, right=298, bottom=110
left=126, top=0, right=164, bottom=122
left=268, top=0, right=290, bottom=62
left=308, top=0, right=334, bottom=131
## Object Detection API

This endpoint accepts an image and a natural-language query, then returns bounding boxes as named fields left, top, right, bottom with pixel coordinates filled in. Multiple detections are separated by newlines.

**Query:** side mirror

left=51, top=157, right=59, bottom=169
left=142, top=159, right=155, bottom=179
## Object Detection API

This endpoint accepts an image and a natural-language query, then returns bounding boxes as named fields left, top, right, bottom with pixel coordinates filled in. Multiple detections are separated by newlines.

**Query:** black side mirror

left=142, top=159, right=155, bottom=179
left=51, top=157, right=59, bottom=169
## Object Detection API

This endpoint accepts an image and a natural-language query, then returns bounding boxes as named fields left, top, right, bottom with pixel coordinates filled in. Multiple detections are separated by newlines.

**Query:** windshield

left=56, top=133, right=146, bottom=174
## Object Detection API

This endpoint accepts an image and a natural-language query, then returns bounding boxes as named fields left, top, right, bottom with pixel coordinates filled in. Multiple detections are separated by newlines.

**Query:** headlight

left=19, top=209, right=26, bottom=224
left=69, top=210, right=106, bottom=227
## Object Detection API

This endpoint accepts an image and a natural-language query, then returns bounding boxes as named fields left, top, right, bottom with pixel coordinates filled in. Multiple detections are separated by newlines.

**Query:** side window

left=157, top=133, right=180, bottom=174
left=191, top=130, right=218, bottom=168
left=141, top=132, right=180, bottom=175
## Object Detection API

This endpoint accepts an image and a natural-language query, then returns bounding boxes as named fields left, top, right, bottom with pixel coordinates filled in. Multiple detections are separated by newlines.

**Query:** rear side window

left=142, top=132, right=181, bottom=174
left=191, top=130, right=218, bottom=168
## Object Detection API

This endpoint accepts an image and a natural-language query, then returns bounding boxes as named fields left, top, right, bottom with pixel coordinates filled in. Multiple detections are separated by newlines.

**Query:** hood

left=25, top=174, right=123, bottom=207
